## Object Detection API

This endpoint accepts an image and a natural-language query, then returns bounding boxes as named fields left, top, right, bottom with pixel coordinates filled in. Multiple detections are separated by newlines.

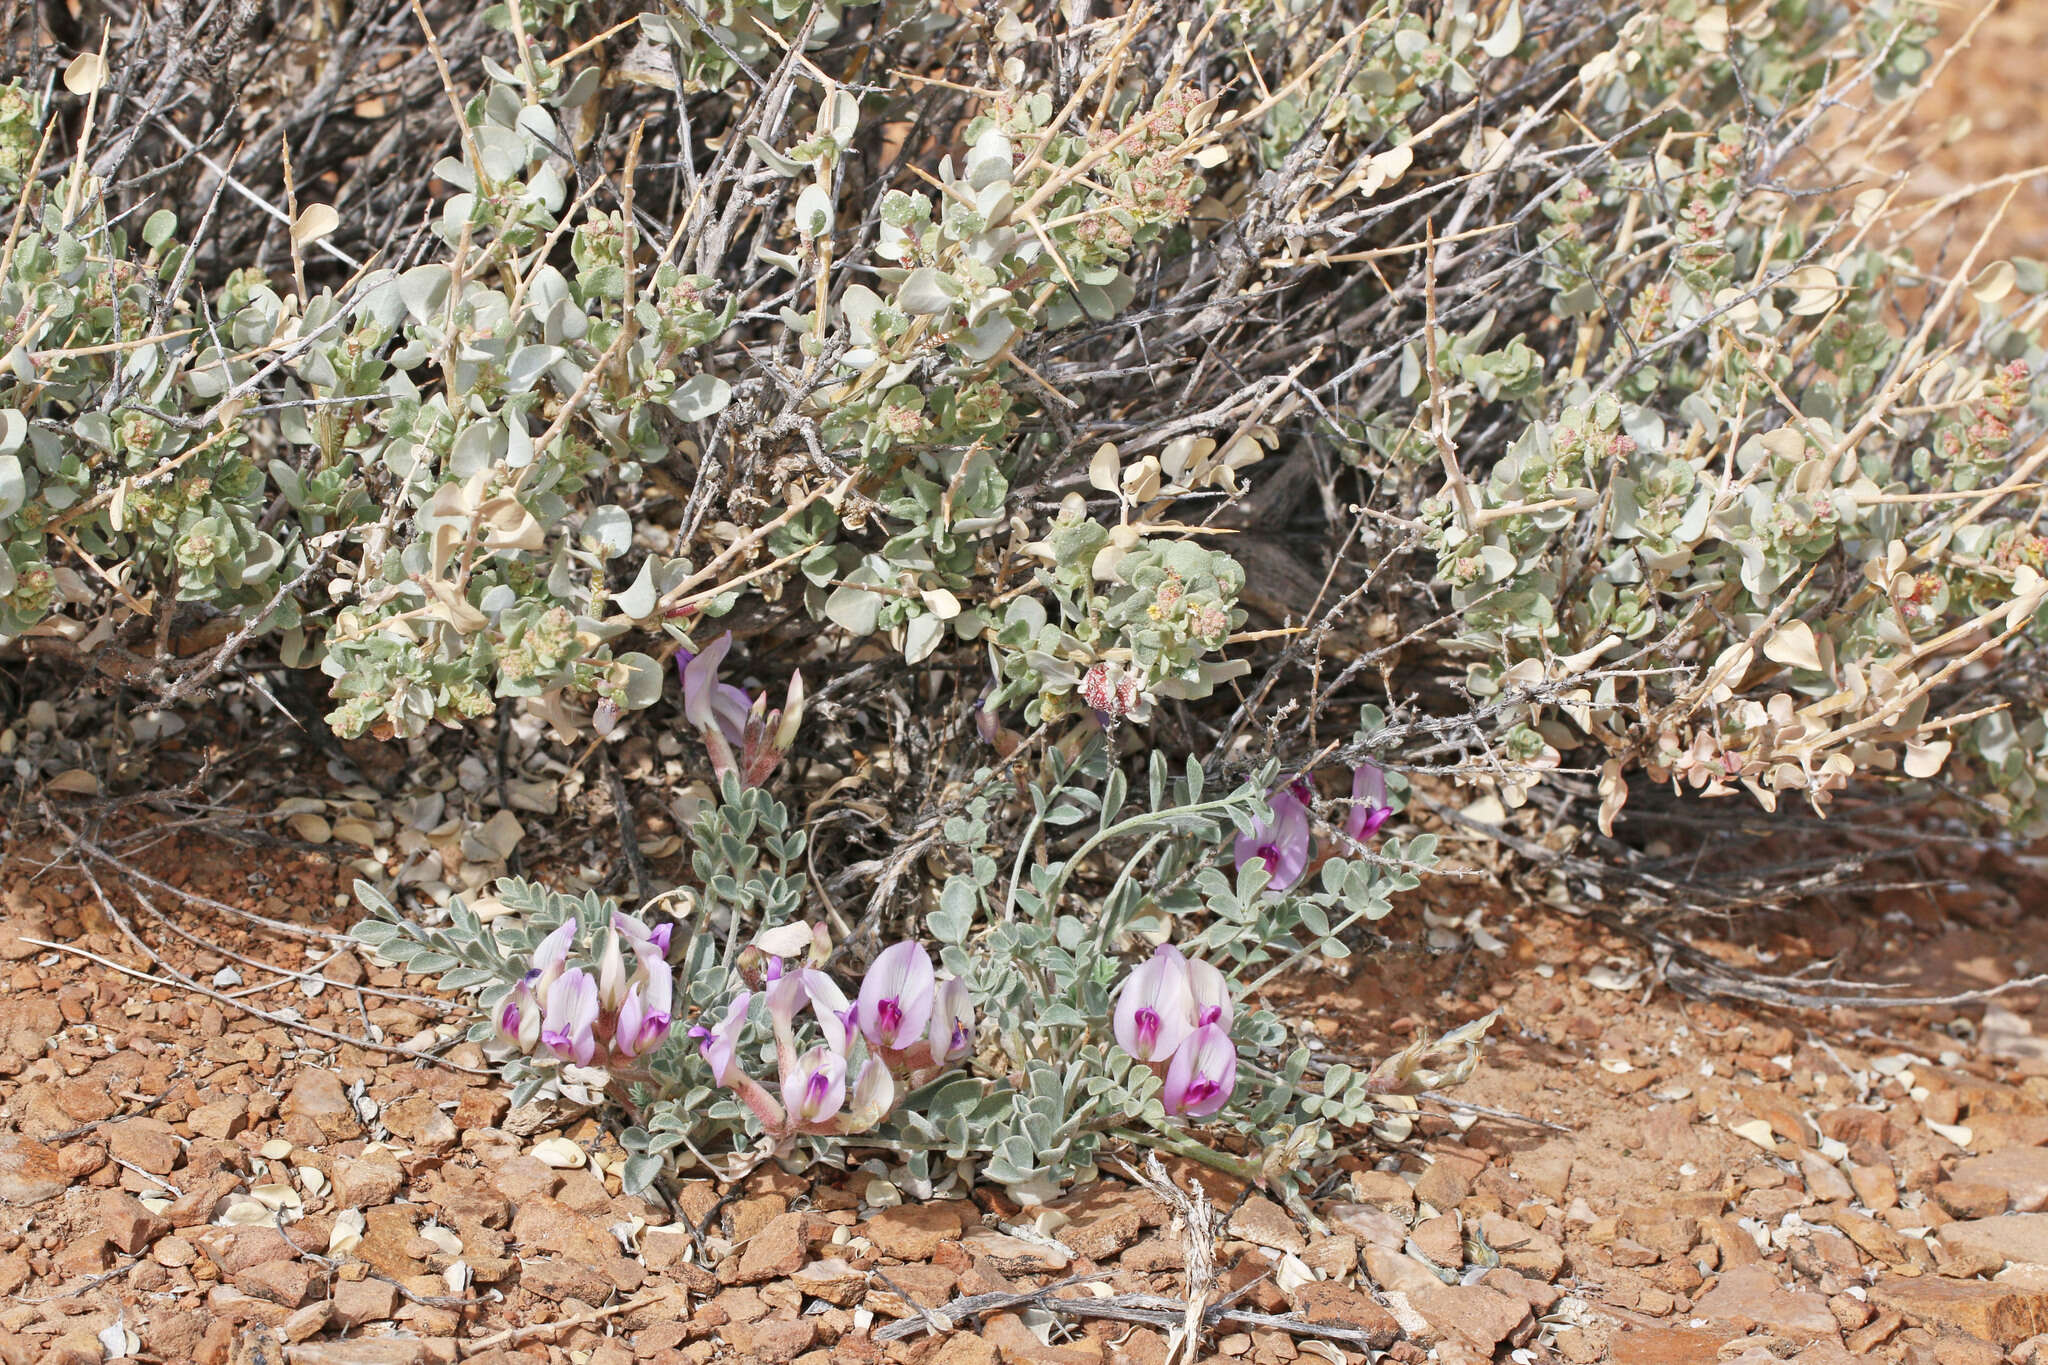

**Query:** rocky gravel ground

left=1, top=814, right=2047, bottom=1365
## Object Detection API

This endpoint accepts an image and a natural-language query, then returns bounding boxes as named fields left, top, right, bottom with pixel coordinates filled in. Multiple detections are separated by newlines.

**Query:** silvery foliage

left=14, top=0, right=2036, bottom=836
left=350, top=737, right=1435, bottom=1201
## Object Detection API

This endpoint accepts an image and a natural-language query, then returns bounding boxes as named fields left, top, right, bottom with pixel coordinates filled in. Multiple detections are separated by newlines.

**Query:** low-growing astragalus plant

left=7, top=0, right=2043, bottom=1197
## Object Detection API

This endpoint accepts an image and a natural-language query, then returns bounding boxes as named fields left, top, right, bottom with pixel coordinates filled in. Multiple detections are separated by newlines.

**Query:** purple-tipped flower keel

left=855, top=941, right=936, bottom=1052
left=496, top=977, right=541, bottom=1052
left=1185, top=953, right=1232, bottom=1031
left=1162, top=1023, right=1238, bottom=1118
left=1346, top=761, right=1393, bottom=842
left=929, top=976, right=975, bottom=1065
left=689, top=991, right=751, bottom=1085
left=540, top=967, right=599, bottom=1067
left=1113, top=946, right=1196, bottom=1064
left=781, top=1044, right=847, bottom=1126
left=1234, top=783, right=1313, bottom=892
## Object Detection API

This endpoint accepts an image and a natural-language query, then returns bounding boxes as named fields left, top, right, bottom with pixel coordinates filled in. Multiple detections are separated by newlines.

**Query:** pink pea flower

left=678, top=632, right=753, bottom=749
left=928, top=976, right=975, bottom=1065
left=1345, top=761, right=1393, bottom=842
left=781, top=1044, right=847, bottom=1126
left=1113, top=945, right=1195, bottom=1064
left=688, top=991, right=751, bottom=1085
left=613, top=961, right=674, bottom=1060
left=855, top=941, right=937, bottom=1052
left=540, top=967, right=600, bottom=1067
left=1234, top=782, right=1313, bottom=892
left=1162, top=1022, right=1238, bottom=1118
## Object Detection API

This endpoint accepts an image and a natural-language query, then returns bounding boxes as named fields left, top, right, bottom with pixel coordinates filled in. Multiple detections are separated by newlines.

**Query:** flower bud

left=774, top=670, right=805, bottom=752
left=847, top=1054, right=896, bottom=1128
left=928, top=976, right=974, bottom=1064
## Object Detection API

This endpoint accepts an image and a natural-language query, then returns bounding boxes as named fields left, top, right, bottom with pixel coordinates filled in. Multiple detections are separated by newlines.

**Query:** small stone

left=864, top=1204, right=965, bottom=1261
left=380, top=1096, right=457, bottom=1155
left=725, top=1317, right=817, bottom=1364
left=1936, top=1214, right=2048, bottom=1270
left=735, top=1212, right=810, bottom=1284
left=1868, top=1274, right=2048, bottom=1347
left=235, top=1258, right=327, bottom=1307
left=1851, top=1163, right=1898, bottom=1211
left=333, top=1158, right=404, bottom=1209
left=959, top=1229, right=1069, bottom=1274
left=1414, top=1154, right=1483, bottom=1211
left=282, top=1302, right=332, bottom=1342
left=1349, top=1171, right=1417, bottom=1216
left=1935, top=1182, right=2009, bottom=1221
left=1934, top=1333, right=2008, bottom=1365
left=187, top=1096, right=250, bottom=1141
left=1411, top=1214, right=1463, bottom=1268
left=57, top=1231, right=114, bottom=1276
left=154, top=1235, right=197, bottom=1268
left=1326, top=1203, right=1410, bottom=1250
left=1287, top=1281, right=1400, bottom=1350
left=1480, top=1211, right=1564, bottom=1280
left=1953, top=1150, right=2048, bottom=1214
left=284, top=1342, right=441, bottom=1364
left=330, top=1275, right=400, bottom=1326
left=283, top=1069, right=362, bottom=1142
left=106, top=1117, right=182, bottom=1175
left=520, top=1256, right=612, bottom=1302
left=101, top=1189, right=169, bottom=1253
left=1228, top=1196, right=1305, bottom=1254
left=791, top=1258, right=867, bottom=1307
left=57, top=1142, right=106, bottom=1180
left=1691, top=1264, right=1839, bottom=1337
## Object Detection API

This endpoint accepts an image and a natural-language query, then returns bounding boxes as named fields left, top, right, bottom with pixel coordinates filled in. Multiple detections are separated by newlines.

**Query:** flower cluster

left=1234, top=761, right=1394, bottom=893
left=676, top=632, right=804, bottom=787
left=1112, top=944, right=1239, bottom=1118
left=689, top=930, right=974, bottom=1147
left=496, top=913, right=674, bottom=1067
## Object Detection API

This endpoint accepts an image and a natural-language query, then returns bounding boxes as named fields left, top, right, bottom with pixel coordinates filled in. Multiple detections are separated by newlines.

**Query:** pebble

left=0, top=1136, right=65, bottom=1205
